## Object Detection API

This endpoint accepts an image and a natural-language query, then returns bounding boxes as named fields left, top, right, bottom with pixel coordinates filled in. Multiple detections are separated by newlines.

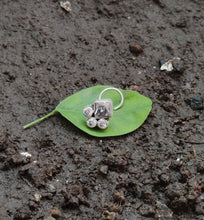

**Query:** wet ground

left=0, top=0, right=204, bottom=219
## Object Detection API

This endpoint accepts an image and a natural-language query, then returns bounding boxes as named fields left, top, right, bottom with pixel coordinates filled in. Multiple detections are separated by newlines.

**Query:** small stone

left=160, top=173, right=170, bottom=184
left=73, top=154, right=80, bottom=164
left=129, top=43, right=143, bottom=54
left=142, top=186, right=153, bottom=202
left=99, top=165, right=108, bottom=175
left=166, top=42, right=174, bottom=51
left=139, top=204, right=155, bottom=217
left=62, top=184, right=90, bottom=208
left=105, top=151, right=128, bottom=168
left=97, top=118, right=109, bottom=129
left=113, top=189, right=125, bottom=203
left=60, top=1, right=71, bottom=12
left=102, top=210, right=116, bottom=220
left=171, top=196, right=187, bottom=210
left=20, top=152, right=32, bottom=158
left=187, top=190, right=199, bottom=201
left=165, top=182, right=185, bottom=199
left=34, top=193, right=42, bottom=202
left=160, top=59, right=174, bottom=71
left=160, top=57, right=183, bottom=73
left=47, top=66, right=51, bottom=70
left=175, top=18, right=187, bottom=28
left=155, top=201, right=173, bottom=218
left=42, top=192, right=55, bottom=200
left=46, top=184, right=56, bottom=193
left=29, top=200, right=38, bottom=210
left=50, top=207, right=62, bottom=218
left=87, top=117, right=97, bottom=128
left=108, top=203, right=122, bottom=213
left=190, top=95, right=203, bottom=110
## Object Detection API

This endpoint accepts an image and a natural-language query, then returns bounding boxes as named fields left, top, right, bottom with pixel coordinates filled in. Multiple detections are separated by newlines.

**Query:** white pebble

left=160, top=57, right=181, bottom=72
left=160, top=60, right=173, bottom=71
left=20, top=152, right=32, bottom=158
left=60, top=1, right=71, bottom=12
left=34, top=193, right=42, bottom=202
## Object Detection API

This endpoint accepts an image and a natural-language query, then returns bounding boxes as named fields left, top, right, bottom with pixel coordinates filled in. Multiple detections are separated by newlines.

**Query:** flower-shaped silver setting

left=83, top=99, right=112, bottom=129
left=83, top=87, right=124, bottom=130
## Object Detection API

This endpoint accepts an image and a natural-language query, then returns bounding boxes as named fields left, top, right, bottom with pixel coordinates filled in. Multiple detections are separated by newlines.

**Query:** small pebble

left=20, top=152, right=32, bottom=158
left=105, top=150, right=128, bottom=168
left=29, top=199, right=38, bottom=210
left=165, top=182, right=185, bottom=199
left=34, top=193, right=42, bottom=202
left=171, top=196, right=187, bottom=210
left=129, top=43, right=143, bottom=55
left=46, top=184, right=56, bottom=193
left=99, top=165, right=108, bottom=175
left=113, top=189, right=125, bottom=203
left=60, top=1, right=71, bottom=12
left=160, top=59, right=174, bottom=71
left=175, top=18, right=187, bottom=28
left=190, top=95, right=203, bottom=110
left=160, top=57, right=184, bottom=73
left=42, top=192, right=53, bottom=200
left=109, top=203, right=122, bottom=213
left=50, top=207, right=62, bottom=218
left=139, top=204, right=155, bottom=217
left=155, top=201, right=173, bottom=218
left=62, top=184, right=90, bottom=208
left=102, top=210, right=116, bottom=220
left=160, top=173, right=170, bottom=183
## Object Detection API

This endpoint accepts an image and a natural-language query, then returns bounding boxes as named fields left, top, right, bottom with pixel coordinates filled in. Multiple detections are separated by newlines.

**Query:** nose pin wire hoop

left=99, top=88, right=124, bottom=110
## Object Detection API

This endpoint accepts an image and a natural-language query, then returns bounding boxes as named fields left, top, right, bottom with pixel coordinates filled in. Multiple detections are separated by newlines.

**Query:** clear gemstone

left=87, top=117, right=97, bottom=128
left=83, top=106, right=94, bottom=118
left=94, top=99, right=113, bottom=119
left=97, top=118, right=109, bottom=129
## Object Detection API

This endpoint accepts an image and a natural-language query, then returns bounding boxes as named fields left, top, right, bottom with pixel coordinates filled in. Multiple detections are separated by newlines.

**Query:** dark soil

left=0, top=0, right=204, bottom=219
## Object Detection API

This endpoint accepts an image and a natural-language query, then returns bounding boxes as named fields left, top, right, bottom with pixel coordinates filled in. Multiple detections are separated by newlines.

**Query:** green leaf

left=24, top=85, right=152, bottom=137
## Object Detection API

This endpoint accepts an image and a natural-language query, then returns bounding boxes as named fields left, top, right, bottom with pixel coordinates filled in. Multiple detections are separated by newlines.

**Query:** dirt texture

left=0, top=0, right=204, bottom=219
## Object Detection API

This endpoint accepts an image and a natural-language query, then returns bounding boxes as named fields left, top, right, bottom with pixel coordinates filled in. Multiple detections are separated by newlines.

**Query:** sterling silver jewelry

left=83, top=87, right=124, bottom=129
